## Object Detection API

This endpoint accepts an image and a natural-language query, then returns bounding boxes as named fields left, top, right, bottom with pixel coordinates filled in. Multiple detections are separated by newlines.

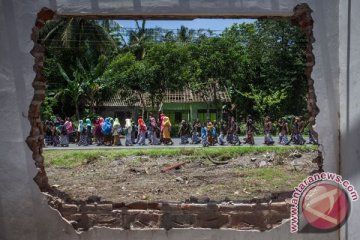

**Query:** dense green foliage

left=41, top=18, right=307, bottom=122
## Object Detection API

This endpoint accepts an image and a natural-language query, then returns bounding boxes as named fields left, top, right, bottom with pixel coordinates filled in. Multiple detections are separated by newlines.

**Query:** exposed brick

left=112, top=202, right=125, bottom=209
left=160, top=203, right=183, bottom=214
left=97, top=214, right=117, bottom=224
left=97, top=204, right=113, bottom=211
left=79, top=204, right=96, bottom=213
left=67, top=214, right=82, bottom=221
left=218, top=204, right=256, bottom=212
left=195, top=212, right=229, bottom=228
left=229, top=211, right=265, bottom=229
left=31, top=27, right=39, bottom=42
left=180, top=203, right=208, bottom=213
left=168, top=214, right=196, bottom=228
left=132, top=212, right=160, bottom=228
left=126, top=201, right=149, bottom=210
left=60, top=204, right=78, bottom=214
left=30, top=44, right=45, bottom=57
left=74, top=214, right=97, bottom=230
left=268, top=209, right=289, bottom=224
left=268, top=202, right=290, bottom=212
left=147, top=202, right=161, bottom=210
left=37, top=8, right=55, bottom=21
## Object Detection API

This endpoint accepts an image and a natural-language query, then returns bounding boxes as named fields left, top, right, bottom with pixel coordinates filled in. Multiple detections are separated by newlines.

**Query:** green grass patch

left=44, top=145, right=317, bottom=168
left=233, top=166, right=308, bottom=194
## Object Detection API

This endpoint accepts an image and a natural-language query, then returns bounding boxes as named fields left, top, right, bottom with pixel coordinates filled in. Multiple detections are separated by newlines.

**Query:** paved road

left=44, top=136, right=313, bottom=150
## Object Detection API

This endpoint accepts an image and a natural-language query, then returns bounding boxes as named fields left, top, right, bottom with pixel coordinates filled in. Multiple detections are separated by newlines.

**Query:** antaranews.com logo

left=290, top=172, right=358, bottom=233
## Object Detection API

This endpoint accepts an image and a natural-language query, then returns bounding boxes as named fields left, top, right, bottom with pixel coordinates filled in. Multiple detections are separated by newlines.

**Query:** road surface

left=43, top=136, right=314, bottom=150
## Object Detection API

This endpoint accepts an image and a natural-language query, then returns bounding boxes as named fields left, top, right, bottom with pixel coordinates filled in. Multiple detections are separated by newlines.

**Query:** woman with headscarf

left=201, top=123, right=209, bottom=147
left=159, top=113, right=165, bottom=143
left=217, top=120, right=227, bottom=145
left=244, top=115, right=255, bottom=145
left=149, top=114, right=160, bottom=145
left=94, top=118, right=103, bottom=146
left=278, top=118, right=290, bottom=145
left=137, top=117, right=147, bottom=145
left=101, top=117, right=113, bottom=146
left=86, top=118, right=93, bottom=145
left=291, top=116, right=306, bottom=145
left=124, top=117, right=133, bottom=146
left=63, top=117, right=73, bottom=144
left=228, top=116, right=239, bottom=145
left=207, top=121, right=215, bottom=146
left=59, top=120, right=69, bottom=147
left=298, top=116, right=306, bottom=143
left=264, top=116, right=275, bottom=145
left=77, top=120, right=88, bottom=146
left=162, top=116, right=173, bottom=145
left=178, top=120, right=190, bottom=144
left=111, top=118, right=122, bottom=146
left=191, top=119, right=201, bottom=144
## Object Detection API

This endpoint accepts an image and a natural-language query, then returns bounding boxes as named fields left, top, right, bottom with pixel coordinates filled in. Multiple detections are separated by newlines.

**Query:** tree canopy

left=41, top=18, right=307, bottom=122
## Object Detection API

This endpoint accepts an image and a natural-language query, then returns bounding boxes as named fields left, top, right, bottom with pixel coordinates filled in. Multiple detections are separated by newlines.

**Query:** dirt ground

left=46, top=149, right=319, bottom=203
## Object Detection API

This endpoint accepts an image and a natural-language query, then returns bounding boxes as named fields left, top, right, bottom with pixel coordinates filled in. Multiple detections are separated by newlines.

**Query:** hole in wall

left=27, top=3, right=322, bottom=231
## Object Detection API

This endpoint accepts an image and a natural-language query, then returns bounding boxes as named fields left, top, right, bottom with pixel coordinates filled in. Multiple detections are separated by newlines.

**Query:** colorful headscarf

left=78, top=120, right=84, bottom=132
left=125, top=118, right=132, bottom=129
left=64, top=119, right=72, bottom=133
left=86, top=118, right=91, bottom=127
left=150, top=116, right=157, bottom=127
left=138, top=117, right=146, bottom=132
left=101, top=117, right=112, bottom=135
left=99, top=117, right=104, bottom=127
left=113, top=118, right=120, bottom=128
left=163, top=116, right=171, bottom=127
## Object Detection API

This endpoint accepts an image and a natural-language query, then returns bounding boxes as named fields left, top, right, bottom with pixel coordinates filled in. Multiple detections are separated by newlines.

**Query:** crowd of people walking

left=43, top=113, right=318, bottom=148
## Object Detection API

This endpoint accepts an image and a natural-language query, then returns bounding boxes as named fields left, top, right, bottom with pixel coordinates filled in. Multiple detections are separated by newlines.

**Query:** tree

left=127, top=20, right=153, bottom=60
left=177, top=25, right=195, bottom=43
left=145, top=42, right=201, bottom=108
left=57, top=61, right=88, bottom=120
left=221, top=20, right=307, bottom=120
left=102, top=53, right=151, bottom=117
left=41, top=18, right=119, bottom=118
left=39, top=17, right=117, bottom=56
left=189, top=36, right=241, bottom=118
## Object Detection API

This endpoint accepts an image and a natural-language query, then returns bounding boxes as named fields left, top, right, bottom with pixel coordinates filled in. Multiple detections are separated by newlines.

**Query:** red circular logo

left=301, top=182, right=350, bottom=231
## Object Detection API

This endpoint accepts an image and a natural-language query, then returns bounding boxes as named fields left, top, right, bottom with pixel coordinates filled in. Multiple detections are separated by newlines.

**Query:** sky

left=115, top=18, right=256, bottom=32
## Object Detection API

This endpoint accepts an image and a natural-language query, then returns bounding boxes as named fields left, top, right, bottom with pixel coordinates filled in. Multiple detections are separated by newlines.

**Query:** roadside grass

left=191, top=166, right=308, bottom=199
left=231, top=166, right=308, bottom=198
left=44, top=145, right=317, bottom=168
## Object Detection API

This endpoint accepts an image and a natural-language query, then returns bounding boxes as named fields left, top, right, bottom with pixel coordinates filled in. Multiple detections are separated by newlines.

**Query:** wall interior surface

left=0, top=0, right=358, bottom=239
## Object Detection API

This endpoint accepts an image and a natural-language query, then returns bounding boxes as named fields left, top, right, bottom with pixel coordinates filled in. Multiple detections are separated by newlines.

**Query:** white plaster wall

left=339, top=0, right=360, bottom=240
left=0, top=0, right=357, bottom=239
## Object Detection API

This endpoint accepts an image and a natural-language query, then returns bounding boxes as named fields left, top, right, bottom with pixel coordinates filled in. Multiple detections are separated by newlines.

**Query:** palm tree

left=177, top=25, right=195, bottom=43
left=39, top=17, right=117, bottom=56
left=127, top=20, right=152, bottom=60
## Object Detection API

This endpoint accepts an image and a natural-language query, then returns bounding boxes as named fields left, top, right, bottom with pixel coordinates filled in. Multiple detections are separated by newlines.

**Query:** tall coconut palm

left=39, top=17, right=117, bottom=57
left=177, top=25, right=195, bottom=43
left=127, top=20, right=152, bottom=60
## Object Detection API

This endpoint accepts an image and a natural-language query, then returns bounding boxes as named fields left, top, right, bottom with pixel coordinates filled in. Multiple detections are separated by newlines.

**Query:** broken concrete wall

left=0, top=0, right=357, bottom=239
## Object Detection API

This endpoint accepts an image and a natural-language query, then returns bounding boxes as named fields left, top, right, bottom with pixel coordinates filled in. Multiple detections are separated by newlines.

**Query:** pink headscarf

left=64, top=119, right=73, bottom=134
left=160, top=113, right=165, bottom=131
left=99, top=117, right=104, bottom=127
